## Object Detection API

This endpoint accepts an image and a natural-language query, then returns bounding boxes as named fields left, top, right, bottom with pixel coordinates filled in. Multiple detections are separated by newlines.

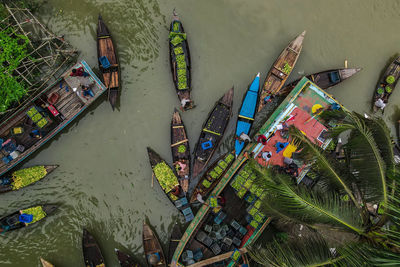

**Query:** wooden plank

left=171, top=139, right=189, bottom=147
left=187, top=248, right=248, bottom=267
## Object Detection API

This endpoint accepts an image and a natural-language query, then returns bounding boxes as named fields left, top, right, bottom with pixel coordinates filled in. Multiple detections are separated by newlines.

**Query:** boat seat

left=6, top=214, right=19, bottom=225
left=329, top=71, right=340, bottom=83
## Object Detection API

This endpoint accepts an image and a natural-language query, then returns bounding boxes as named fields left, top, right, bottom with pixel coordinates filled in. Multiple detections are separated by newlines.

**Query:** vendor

left=81, top=85, right=94, bottom=100
left=70, top=66, right=89, bottom=77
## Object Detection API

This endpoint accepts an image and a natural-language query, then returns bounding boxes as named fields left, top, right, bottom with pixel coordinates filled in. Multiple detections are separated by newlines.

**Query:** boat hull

left=82, top=229, right=106, bottom=267
left=192, top=88, right=234, bottom=178
left=143, top=222, right=167, bottom=267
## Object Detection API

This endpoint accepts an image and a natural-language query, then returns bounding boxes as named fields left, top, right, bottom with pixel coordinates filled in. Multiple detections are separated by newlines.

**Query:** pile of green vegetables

left=11, top=166, right=47, bottom=190
left=20, top=206, right=46, bottom=225
left=174, top=48, right=188, bottom=90
left=282, top=62, right=292, bottom=74
left=153, top=162, right=179, bottom=193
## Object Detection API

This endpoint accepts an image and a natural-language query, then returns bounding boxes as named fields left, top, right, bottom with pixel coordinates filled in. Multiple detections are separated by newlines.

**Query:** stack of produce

left=11, top=166, right=47, bottom=190
left=153, top=161, right=179, bottom=193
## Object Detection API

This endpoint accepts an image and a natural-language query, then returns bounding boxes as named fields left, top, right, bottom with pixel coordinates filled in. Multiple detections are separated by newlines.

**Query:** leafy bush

left=11, top=166, right=47, bottom=190
left=0, top=27, right=30, bottom=112
left=386, top=75, right=395, bottom=84
left=20, top=206, right=46, bottom=224
left=153, top=162, right=179, bottom=193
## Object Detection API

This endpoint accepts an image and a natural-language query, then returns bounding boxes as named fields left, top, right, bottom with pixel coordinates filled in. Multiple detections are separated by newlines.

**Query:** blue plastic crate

left=193, top=249, right=203, bottom=261
left=201, top=140, right=213, bottom=150
left=99, top=56, right=111, bottom=69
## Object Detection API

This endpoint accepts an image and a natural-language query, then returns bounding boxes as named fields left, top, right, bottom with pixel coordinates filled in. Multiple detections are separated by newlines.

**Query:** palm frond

left=251, top=163, right=365, bottom=234
left=289, top=127, right=358, bottom=206
left=248, top=234, right=337, bottom=267
left=335, top=112, right=387, bottom=204
left=337, top=243, right=400, bottom=267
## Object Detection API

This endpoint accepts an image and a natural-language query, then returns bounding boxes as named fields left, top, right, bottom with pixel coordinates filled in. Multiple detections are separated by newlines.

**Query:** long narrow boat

left=143, top=222, right=167, bottom=267
left=278, top=68, right=362, bottom=96
left=0, top=205, right=57, bottom=234
left=97, top=15, right=120, bottom=110
left=171, top=109, right=190, bottom=193
left=147, top=148, right=194, bottom=222
left=0, top=165, right=58, bottom=194
left=257, top=31, right=306, bottom=112
left=115, top=249, right=141, bottom=267
left=372, top=55, right=400, bottom=112
left=235, top=73, right=261, bottom=157
left=0, top=61, right=107, bottom=177
left=169, top=9, right=193, bottom=110
left=82, top=229, right=106, bottom=267
left=168, top=222, right=183, bottom=264
left=192, top=88, right=234, bottom=178
left=189, top=152, right=235, bottom=203
left=40, top=258, right=54, bottom=267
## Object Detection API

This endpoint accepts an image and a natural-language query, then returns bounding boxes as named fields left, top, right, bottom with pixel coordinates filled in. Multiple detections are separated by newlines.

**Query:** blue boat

left=234, top=73, right=260, bottom=157
left=0, top=61, right=107, bottom=176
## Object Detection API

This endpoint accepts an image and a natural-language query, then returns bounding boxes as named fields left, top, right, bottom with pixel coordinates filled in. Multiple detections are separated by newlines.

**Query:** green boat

left=171, top=77, right=345, bottom=266
left=0, top=165, right=58, bottom=194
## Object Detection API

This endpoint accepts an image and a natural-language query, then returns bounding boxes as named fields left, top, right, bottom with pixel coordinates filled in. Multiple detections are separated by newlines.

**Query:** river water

left=1, top=0, right=400, bottom=266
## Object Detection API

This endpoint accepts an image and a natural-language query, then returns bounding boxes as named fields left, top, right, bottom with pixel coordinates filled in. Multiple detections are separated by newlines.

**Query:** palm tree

left=248, top=111, right=400, bottom=266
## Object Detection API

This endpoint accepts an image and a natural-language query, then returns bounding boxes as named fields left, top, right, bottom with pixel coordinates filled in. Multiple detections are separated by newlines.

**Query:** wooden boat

left=0, top=61, right=107, bottom=177
left=189, top=152, right=235, bottom=203
left=143, top=221, right=167, bottom=267
left=40, top=258, right=54, bottom=267
left=147, top=147, right=194, bottom=222
left=278, top=68, right=362, bottom=96
left=0, top=204, right=57, bottom=234
left=97, top=15, right=120, bottom=110
left=115, top=249, right=141, bottom=267
left=235, top=73, right=261, bottom=157
left=171, top=109, right=190, bottom=193
left=0, top=165, right=58, bottom=194
left=257, top=31, right=306, bottom=112
left=82, top=229, right=106, bottom=267
left=168, top=222, right=183, bottom=264
left=169, top=9, right=193, bottom=110
left=192, top=87, right=234, bottom=179
left=372, top=55, right=400, bottom=112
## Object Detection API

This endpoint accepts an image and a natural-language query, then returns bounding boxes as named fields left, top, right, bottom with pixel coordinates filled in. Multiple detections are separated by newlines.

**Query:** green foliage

left=11, top=166, right=47, bottom=190
left=20, top=206, right=46, bottom=225
left=172, top=21, right=180, bottom=32
left=0, top=27, right=30, bottom=112
left=386, top=75, right=395, bottom=84
left=386, top=85, right=392, bottom=93
left=153, top=161, right=179, bottom=193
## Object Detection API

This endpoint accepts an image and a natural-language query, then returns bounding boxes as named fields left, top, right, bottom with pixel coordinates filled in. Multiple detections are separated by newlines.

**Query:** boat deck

left=0, top=61, right=106, bottom=176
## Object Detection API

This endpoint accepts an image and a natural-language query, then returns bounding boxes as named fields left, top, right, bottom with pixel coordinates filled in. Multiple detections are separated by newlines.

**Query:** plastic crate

left=211, top=243, right=221, bottom=255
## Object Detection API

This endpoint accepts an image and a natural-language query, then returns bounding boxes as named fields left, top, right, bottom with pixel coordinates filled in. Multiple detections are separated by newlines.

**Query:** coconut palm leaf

left=251, top=163, right=365, bottom=234
left=327, top=112, right=388, bottom=205
left=248, top=234, right=342, bottom=267
left=289, top=127, right=359, bottom=208
left=337, top=243, right=400, bottom=266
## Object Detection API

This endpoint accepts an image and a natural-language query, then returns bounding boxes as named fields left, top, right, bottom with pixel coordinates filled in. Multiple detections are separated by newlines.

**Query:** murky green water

left=1, top=0, right=400, bottom=266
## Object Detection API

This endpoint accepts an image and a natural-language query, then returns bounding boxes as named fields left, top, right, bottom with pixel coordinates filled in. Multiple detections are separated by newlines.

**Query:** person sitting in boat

left=259, top=151, right=272, bottom=161
left=175, top=161, right=188, bottom=176
left=235, top=132, right=251, bottom=144
left=171, top=185, right=181, bottom=197
left=70, top=67, right=89, bottom=77
left=375, top=98, right=386, bottom=110
left=148, top=253, right=161, bottom=266
left=81, top=85, right=94, bottom=100
left=180, top=98, right=192, bottom=111
left=257, top=134, right=268, bottom=145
